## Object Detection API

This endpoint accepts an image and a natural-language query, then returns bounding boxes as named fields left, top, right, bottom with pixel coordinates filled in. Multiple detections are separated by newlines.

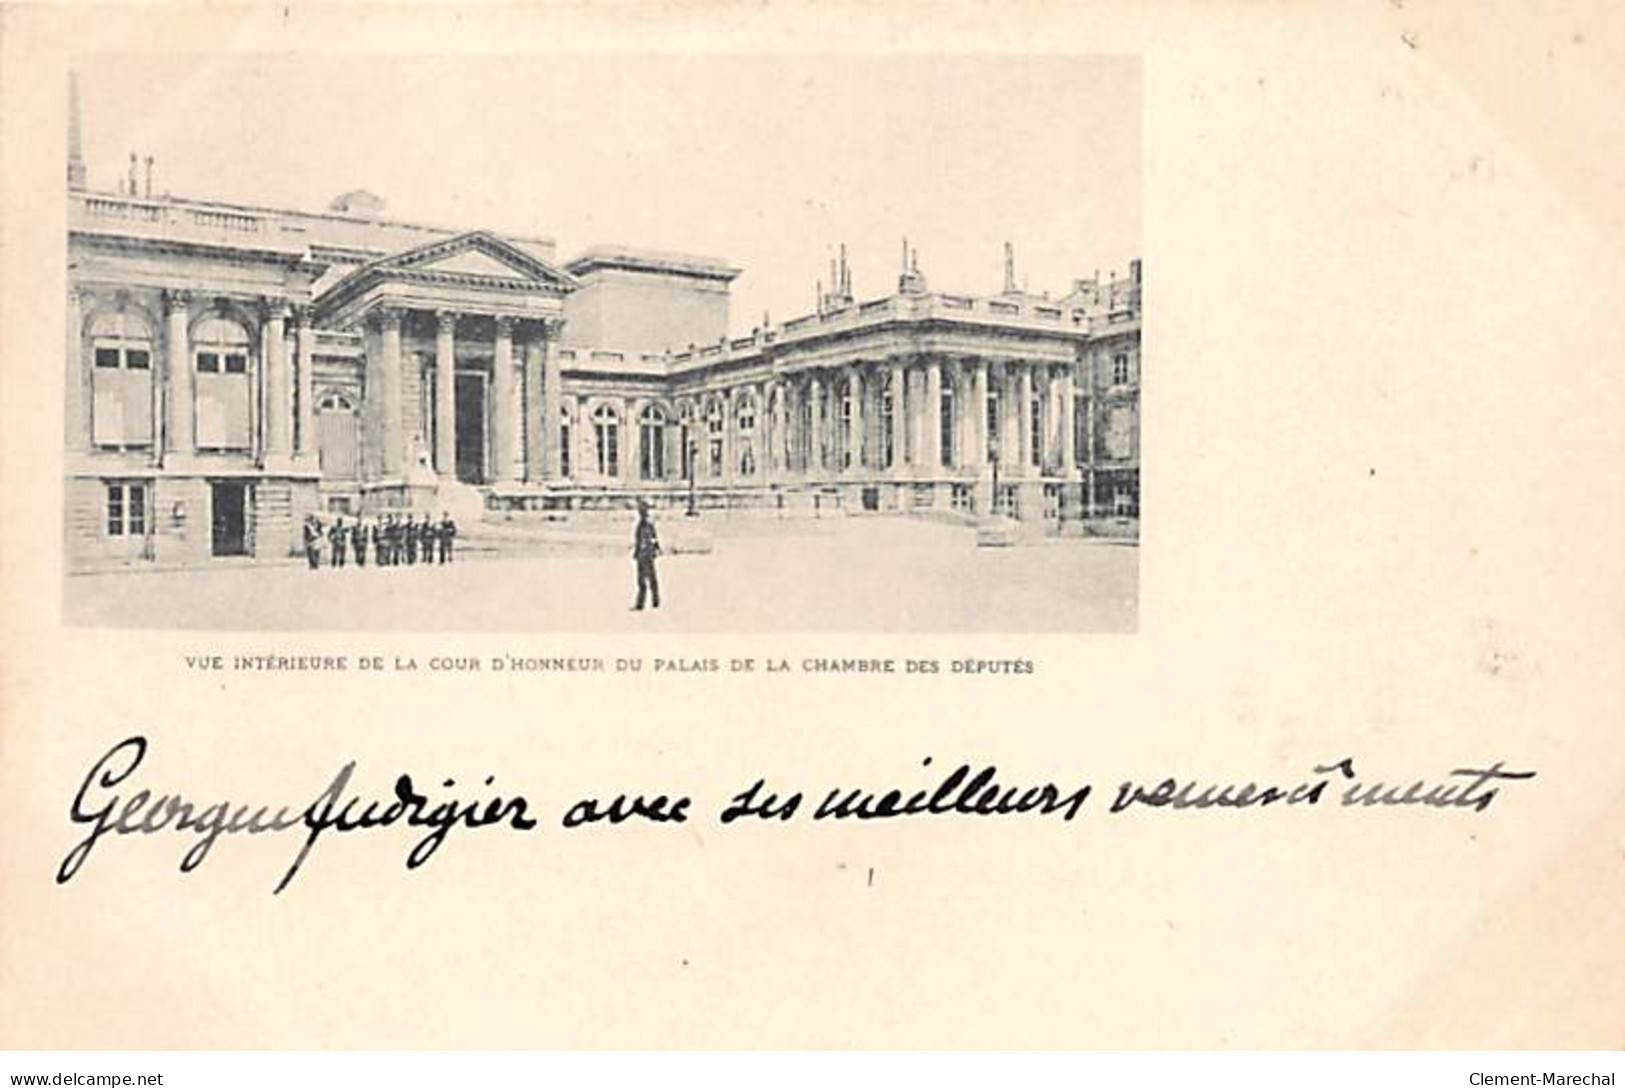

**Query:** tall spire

left=66, top=71, right=86, bottom=190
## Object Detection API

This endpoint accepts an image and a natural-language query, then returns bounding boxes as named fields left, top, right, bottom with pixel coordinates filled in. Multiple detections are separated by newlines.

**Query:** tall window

left=105, top=481, right=149, bottom=536
left=1030, top=394, right=1043, bottom=468
left=639, top=403, right=667, bottom=480
left=1112, top=352, right=1131, bottom=385
left=940, top=386, right=955, bottom=468
left=986, top=391, right=1000, bottom=463
left=592, top=403, right=620, bottom=477
left=316, top=391, right=359, bottom=479
left=735, top=392, right=757, bottom=477
left=839, top=385, right=854, bottom=470
left=89, top=309, right=154, bottom=449
left=559, top=405, right=572, bottom=478
left=194, top=315, right=252, bottom=451
left=706, top=397, right=724, bottom=477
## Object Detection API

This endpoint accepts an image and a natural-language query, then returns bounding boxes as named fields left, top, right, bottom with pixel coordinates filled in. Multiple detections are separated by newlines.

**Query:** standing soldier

left=352, top=516, right=369, bottom=567
left=384, top=514, right=399, bottom=566
left=631, top=499, right=661, bottom=611
left=328, top=516, right=347, bottom=569
left=371, top=518, right=383, bottom=567
left=302, top=515, right=323, bottom=571
left=438, top=511, right=457, bottom=564
left=404, top=512, right=419, bottom=565
left=418, top=514, right=435, bottom=573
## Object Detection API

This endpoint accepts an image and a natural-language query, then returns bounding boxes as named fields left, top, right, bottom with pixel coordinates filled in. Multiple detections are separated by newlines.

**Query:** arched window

left=316, top=390, right=359, bottom=480
left=88, top=308, right=155, bottom=449
left=592, top=403, right=620, bottom=477
left=194, top=314, right=253, bottom=451
left=639, top=403, right=667, bottom=480
left=734, top=392, right=757, bottom=477
left=705, top=396, right=724, bottom=478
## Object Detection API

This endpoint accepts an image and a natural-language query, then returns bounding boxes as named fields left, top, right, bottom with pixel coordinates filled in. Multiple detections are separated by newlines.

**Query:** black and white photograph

left=61, top=54, right=1141, bottom=631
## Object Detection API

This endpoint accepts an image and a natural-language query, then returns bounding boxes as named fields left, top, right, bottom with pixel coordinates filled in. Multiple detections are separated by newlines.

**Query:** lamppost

left=684, top=426, right=698, bottom=517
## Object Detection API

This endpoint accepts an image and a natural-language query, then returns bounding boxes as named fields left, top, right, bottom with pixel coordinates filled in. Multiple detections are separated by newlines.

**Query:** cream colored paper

left=2, top=1, right=1622, bottom=1050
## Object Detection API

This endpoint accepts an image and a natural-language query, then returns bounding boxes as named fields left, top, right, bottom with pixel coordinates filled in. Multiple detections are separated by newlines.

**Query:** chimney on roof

left=1003, top=241, right=1017, bottom=294
left=66, top=72, right=86, bottom=191
left=143, top=155, right=154, bottom=198
left=127, top=152, right=138, bottom=197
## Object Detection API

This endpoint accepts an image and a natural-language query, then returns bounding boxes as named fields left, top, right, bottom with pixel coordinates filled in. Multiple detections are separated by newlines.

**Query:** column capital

left=371, top=304, right=404, bottom=332
left=261, top=298, right=292, bottom=323
left=435, top=309, right=459, bottom=333
left=493, top=314, right=516, bottom=336
left=161, top=287, right=192, bottom=314
left=537, top=315, right=566, bottom=338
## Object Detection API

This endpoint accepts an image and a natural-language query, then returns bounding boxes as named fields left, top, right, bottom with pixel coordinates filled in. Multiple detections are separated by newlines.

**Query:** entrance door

left=210, top=481, right=248, bottom=556
left=455, top=372, right=488, bottom=484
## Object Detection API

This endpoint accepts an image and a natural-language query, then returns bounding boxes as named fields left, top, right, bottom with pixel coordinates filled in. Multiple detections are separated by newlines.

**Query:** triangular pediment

left=373, top=230, right=578, bottom=288
left=415, top=247, right=532, bottom=278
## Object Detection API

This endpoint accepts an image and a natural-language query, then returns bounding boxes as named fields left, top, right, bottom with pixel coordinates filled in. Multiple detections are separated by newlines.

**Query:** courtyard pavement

left=62, top=517, right=1137, bottom=633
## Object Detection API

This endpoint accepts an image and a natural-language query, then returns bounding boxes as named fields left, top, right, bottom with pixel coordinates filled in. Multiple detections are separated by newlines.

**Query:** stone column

left=66, top=287, right=87, bottom=453
left=807, top=372, right=823, bottom=479
left=998, top=363, right=1019, bottom=475
left=923, top=357, right=942, bottom=475
left=1059, top=364, right=1077, bottom=476
left=621, top=396, right=637, bottom=484
left=971, top=358, right=991, bottom=514
left=434, top=311, right=457, bottom=477
left=490, top=316, right=516, bottom=483
left=263, top=302, right=291, bottom=465
left=889, top=361, right=906, bottom=476
left=846, top=365, right=864, bottom=475
left=576, top=394, right=592, bottom=482
left=523, top=333, right=545, bottom=484
left=163, top=289, right=191, bottom=458
left=294, top=306, right=316, bottom=465
left=377, top=307, right=405, bottom=478
left=1016, top=362, right=1034, bottom=476
left=542, top=325, right=563, bottom=479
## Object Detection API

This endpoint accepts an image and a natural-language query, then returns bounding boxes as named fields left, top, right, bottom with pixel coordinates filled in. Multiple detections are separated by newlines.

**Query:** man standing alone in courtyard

left=631, top=499, right=661, bottom=611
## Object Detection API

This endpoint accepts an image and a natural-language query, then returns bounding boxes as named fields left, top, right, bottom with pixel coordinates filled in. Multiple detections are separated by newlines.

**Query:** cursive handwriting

left=56, top=738, right=1539, bottom=895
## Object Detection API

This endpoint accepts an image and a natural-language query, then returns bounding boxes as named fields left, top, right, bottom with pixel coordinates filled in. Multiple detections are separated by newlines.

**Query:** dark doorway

left=210, top=481, right=248, bottom=556
left=455, top=372, right=487, bottom=484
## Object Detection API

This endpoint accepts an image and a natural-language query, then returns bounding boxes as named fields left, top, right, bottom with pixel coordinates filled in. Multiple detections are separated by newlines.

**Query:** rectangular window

left=940, top=391, right=954, bottom=468
left=106, top=484, right=125, bottom=535
left=1030, top=397, right=1042, bottom=467
left=128, top=483, right=146, bottom=535
left=1112, top=353, right=1130, bottom=384
left=125, top=349, right=150, bottom=370
left=196, top=353, right=251, bottom=450
left=224, top=353, right=247, bottom=374
left=986, top=393, right=1000, bottom=462
left=560, top=427, right=571, bottom=477
left=95, top=347, right=121, bottom=368
left=197, top=353, right=220, bottom=373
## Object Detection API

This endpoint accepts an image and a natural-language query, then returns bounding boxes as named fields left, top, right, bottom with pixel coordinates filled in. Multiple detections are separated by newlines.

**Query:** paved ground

left=63, top=517, right=1137, bottom=632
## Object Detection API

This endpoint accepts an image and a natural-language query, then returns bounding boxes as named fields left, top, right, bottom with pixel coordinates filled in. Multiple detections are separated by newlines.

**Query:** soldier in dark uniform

left=438, top=511, right=456, bottom=564
left=302, top=516, right=322, bottom=570
left=383, top=515, right=399, bottom=566
left=351, top=517, right=368, bottom=567
left=631, top=499, right=661, bottom=610
left=371, top=518, right=383, bottom=567
left=328, top=516, right=347, bottom=568
left=418, top=515, right=435, bottom=572
left=404, top=512, right=418, bottom=565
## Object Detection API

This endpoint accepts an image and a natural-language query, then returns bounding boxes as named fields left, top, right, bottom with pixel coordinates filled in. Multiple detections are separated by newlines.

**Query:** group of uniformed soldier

left=301, top=511, right=457, bottom=571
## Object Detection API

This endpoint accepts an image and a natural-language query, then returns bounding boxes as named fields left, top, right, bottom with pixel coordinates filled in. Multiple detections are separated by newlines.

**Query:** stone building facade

left=64, top=103, right=1140, bottom=570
